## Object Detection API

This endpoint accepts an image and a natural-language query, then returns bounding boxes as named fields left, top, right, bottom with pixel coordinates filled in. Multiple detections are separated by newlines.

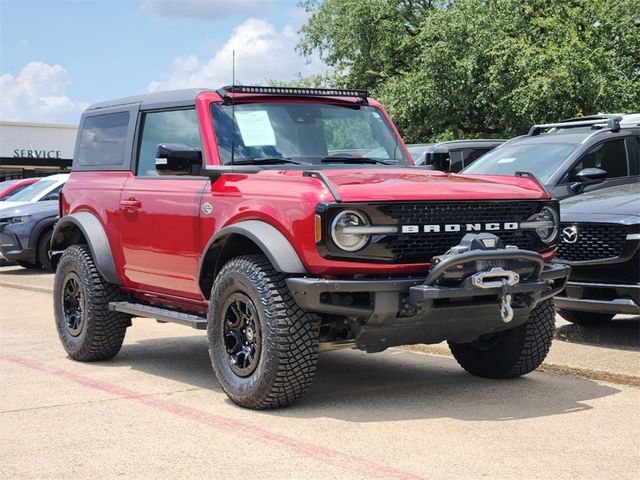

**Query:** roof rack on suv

left=216, top=85, right=369, bottom=104
left=527, top=116, right=622, bottom=136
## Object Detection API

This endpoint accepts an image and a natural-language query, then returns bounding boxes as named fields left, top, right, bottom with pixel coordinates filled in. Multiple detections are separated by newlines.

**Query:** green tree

left=298, top=0, right=437, bottom=89
left=298, top=0, right=640, bottom=142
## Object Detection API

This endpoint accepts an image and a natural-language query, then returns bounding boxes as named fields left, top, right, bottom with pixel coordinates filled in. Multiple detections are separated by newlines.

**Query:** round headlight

left=536, top=206, right=559, bottom=244
left=331, top=210, right=370, bottom=251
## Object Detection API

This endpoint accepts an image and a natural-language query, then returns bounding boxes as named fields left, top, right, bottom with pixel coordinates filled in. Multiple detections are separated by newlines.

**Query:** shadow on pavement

left=112, top=334, right=620, bottom=422
left=555, top=316, right=639, bottom=351
left=0, top=265, right=50, bottom=276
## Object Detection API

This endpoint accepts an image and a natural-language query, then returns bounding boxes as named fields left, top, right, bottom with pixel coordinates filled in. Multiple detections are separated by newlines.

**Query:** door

left=119, top=108, right=208, bottom=298
left=552, top=137, right=637, bottom=198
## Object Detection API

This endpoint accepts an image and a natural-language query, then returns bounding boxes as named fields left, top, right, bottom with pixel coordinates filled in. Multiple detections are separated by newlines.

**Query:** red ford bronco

left=51, top=86, right=569, bottom=409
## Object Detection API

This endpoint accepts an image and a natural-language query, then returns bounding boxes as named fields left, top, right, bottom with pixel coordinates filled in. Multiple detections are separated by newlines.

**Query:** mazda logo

left=562, top=226, right=578, bottom=244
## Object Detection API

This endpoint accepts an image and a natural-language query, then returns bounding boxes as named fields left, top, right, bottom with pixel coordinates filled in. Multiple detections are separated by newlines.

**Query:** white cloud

left=0, top=62, right=88, bottom=123
left=148, top=18, right=323, bottom=92
left=141, top=0, right=273, bottom=21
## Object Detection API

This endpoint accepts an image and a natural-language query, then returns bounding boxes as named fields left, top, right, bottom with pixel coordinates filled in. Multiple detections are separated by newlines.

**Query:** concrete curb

left=0, top=281, right=53, bottom=294
left=400, top=344, right=640, bottom=388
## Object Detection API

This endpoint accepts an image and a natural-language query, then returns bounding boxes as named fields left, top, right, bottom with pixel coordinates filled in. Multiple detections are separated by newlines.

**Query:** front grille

left=322, top=201, right=548, bottom=263
left=557, top=223, right=628, bottom=262
left=380, top=202, right=541, bottom=263
left=380, top=202, right=541, bottom=225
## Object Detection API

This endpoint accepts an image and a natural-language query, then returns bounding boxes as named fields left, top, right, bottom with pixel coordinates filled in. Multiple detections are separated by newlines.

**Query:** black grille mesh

left=557, top=223, right=627, bottom=262
left=379, top=202, right=541, bottom=225
left=377, top=201, right=543, bottom=263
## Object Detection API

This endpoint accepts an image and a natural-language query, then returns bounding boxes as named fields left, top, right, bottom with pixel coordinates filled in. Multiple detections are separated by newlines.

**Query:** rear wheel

left=448, top=299, right=555, bottom=378
left=557, top=309, right=614, bottom=326
left=53, top=244, right=129, bottom=361
left=208, top=255, right=319, bottom=409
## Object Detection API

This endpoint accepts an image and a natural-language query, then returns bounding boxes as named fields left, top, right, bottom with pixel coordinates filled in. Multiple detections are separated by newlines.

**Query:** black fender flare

left=51, top=212, right=120, bottom=285
left=199, top=220, right=306, bottom=296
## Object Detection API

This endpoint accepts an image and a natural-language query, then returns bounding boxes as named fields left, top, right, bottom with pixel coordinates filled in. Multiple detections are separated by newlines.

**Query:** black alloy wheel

left=62, top=272, right=85, bottom=336
left=222, top=293, right=262, bottom=377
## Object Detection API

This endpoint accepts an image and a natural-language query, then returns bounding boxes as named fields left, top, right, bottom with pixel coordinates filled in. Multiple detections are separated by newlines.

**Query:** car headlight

left=0, top=215, right=32, bottom=226
left=534, top=206, right=559, bottom=244
left=331, top=210, right=370, bottom=251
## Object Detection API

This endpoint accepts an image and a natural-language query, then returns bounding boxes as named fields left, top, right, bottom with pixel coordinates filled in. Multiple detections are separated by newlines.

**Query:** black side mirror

left=155, top=143, right=202, bottom=175
left=570, top=167, right=607, bottom=193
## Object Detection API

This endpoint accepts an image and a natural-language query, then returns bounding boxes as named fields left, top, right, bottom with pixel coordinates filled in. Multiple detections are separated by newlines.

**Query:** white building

left=0, top=121, right=77, bottom=181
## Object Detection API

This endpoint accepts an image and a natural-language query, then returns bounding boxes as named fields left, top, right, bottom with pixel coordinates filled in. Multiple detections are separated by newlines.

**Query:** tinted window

left=77, top=112, right=130, bottom=167
left=562, top=139, right=628, bottom=183
left=40, top=184, right=64, bottom=201
left=463, top=142, right=576, bottom=183
left=137, top=109, right=201, bottom=176
left=4, top=180, right=56, bottom=202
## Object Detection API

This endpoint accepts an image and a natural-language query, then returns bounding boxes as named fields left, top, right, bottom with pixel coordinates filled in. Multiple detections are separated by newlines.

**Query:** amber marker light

left=315, top=214, right=323, bottom=242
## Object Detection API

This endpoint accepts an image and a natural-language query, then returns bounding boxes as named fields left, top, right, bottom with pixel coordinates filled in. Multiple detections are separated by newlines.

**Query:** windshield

left=5, top=179, right=55, bottom=202
left=462, top=142, right=577, bottom=183
left=211, top=102, right=410, bottom=166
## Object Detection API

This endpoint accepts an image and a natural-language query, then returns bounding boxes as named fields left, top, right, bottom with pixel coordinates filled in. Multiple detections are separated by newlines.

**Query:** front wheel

left=448, top=299, right=556, bottom=378
left=207, top=255, right=319, bottom=409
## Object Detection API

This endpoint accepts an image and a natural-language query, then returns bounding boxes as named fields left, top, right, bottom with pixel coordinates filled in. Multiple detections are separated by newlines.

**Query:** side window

left=563, top=139, right=628, bottom=183
left=136, top=109, right=201, bottom=176
left=77, top=112, right=130, bottom=167
left=40, top=184, right=63, bottom=201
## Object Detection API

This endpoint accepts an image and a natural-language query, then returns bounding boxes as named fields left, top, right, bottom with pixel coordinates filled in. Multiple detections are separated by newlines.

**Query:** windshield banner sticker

left=235, top=110, right=277, bottom=147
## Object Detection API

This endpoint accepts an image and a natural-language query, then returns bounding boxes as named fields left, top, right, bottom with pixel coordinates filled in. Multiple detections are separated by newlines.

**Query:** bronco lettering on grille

left=401, top=222, right=519, bottom=234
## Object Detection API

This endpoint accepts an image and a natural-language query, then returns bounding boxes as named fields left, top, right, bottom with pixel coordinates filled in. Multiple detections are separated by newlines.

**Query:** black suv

left=412, top=139, right=504, bottom=172
left=554, top=183, right=640, bottom=325
left=463, top=114, right=640, bottom=199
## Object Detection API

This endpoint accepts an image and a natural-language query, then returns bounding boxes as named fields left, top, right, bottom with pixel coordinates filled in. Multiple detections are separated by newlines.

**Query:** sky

left=0, top=0, right=325, bottom=125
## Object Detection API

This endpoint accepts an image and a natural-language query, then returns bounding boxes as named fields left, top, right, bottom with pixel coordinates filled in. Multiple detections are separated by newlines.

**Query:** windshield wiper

left=321, top=156, right=392, bottom=165
left=231, top=157, right=308, bottom=165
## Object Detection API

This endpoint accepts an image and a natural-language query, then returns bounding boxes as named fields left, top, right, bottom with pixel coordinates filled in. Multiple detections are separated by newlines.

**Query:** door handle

left=120, top=198, right=141, bottom=211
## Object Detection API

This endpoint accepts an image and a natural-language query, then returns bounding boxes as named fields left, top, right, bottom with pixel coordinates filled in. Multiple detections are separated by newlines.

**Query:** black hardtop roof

left=86, top=88, right=213, bottom=111
left=85, top=85, right=371, bottom=112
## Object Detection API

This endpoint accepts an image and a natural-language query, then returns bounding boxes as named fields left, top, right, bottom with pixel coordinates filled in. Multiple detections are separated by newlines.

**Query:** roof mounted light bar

left=528, top=116, right=622, bottom=136
left=217, top=85, right=369, bottom=104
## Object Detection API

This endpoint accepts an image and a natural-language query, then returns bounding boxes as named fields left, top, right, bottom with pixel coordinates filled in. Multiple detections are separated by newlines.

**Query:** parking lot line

left=0, top=352, right=426, bottom=480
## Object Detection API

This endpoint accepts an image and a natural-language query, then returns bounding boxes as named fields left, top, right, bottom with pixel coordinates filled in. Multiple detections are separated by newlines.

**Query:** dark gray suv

left=463, top=114, right=640, bottom=199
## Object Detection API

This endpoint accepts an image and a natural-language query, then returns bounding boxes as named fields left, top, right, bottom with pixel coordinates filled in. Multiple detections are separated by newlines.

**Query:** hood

left=315, top=168, right=549, bottom=202
left=0, top=201, right=30, bottom=213
left=561, top=184, right=640, bottom=217
left=0, top=201, right=58, bottom=218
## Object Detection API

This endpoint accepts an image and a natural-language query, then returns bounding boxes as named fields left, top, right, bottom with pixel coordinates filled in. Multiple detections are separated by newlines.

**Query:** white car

left=0, top=174, right=69, bottom=213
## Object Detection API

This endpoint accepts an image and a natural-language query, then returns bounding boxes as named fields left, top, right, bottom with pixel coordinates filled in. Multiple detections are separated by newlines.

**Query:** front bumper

left=287, top=248, right=569, bottom=351
left=0, top=228, right=35, bottom=263
left=554, top=281, right=640, bottom=315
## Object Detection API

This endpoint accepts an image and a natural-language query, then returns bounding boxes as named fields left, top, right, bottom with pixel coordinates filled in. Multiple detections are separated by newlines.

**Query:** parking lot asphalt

left=1, top=266, right=639, bottom=479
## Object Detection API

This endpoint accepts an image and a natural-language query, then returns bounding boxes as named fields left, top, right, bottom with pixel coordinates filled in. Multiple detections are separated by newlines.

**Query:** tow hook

left=468, top=267, right=519, bottom=323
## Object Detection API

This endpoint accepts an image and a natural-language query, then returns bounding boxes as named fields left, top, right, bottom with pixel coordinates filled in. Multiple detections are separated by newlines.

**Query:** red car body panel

left=0, top=178, right=40, bottom=200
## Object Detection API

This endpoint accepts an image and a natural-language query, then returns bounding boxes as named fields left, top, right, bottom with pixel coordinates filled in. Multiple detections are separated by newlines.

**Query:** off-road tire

left=37, top=229, right=53, bottom=272
left=208, top=255, right=319, bottom=409
left=16, top=260, right=39, bottom=269
left=54, top=244, right=129, bottom=361
left=557, top=309, right=614, bottom=326
left=448, top=299, right=555, bottom=379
